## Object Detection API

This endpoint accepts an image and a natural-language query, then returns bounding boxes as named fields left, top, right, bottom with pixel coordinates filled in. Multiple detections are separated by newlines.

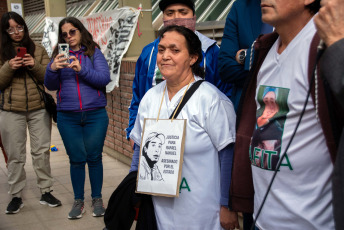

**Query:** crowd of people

left=0, top=0, right=343, bottom=229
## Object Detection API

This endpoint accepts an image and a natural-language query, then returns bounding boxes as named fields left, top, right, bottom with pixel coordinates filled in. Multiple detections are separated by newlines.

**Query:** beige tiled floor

left=0, top=124, right=132, bottom=230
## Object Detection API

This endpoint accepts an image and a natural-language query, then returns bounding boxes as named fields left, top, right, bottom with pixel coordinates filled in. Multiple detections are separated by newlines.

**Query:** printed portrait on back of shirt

left=250, top=86, right=290, bottom=170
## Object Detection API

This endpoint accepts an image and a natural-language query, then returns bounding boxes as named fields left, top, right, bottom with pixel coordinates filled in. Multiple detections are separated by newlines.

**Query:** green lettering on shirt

left=253, top=147, right=261, bottom=166
left=280, top=154, right=293, bottom=170
left=264, top=150, right=278, bottom=170
left=179, top=177, right=191, bottom=193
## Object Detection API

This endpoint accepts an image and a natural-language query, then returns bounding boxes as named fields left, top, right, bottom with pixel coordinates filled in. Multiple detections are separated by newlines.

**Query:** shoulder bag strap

left=26, top=69, right=44, bottom=94
left=169, top=80, right=204, bottom=119
left=26, top=69, right=47, bottom=104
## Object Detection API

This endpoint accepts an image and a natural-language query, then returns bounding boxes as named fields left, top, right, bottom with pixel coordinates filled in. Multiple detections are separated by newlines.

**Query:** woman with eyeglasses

left=44, top=17, right=110, bottom=219
left=0, top=11, right=61, bottom=214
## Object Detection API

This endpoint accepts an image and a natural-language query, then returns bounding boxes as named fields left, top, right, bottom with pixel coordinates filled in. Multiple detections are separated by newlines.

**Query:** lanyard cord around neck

left=157, top=80, right=193, bottom=122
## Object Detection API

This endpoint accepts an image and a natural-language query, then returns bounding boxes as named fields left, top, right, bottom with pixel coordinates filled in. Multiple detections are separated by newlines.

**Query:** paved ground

left=0, top=124, right=133, bottom=230
left=0, top=124, right=243, bottom=230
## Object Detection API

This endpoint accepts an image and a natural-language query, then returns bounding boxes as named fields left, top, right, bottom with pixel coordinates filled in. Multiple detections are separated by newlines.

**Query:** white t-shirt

left=251, top=18, right=334, bottom=230
left=130, top=76, right=236, bottom=230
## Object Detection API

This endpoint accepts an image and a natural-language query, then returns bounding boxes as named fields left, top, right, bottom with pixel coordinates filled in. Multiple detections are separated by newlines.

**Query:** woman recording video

left=45, top=16, right=110, bottom=219
left=0, top=11, right=61, bottom=214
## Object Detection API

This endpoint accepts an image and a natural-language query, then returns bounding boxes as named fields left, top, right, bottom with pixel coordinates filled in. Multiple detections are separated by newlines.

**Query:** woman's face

left=8, top=19, right=24, bottom=42
left=61, top=23, right=81, bottom=51
left=263, top=91, right=278, bottom=111
left=157, top=31, right=197, bottom=82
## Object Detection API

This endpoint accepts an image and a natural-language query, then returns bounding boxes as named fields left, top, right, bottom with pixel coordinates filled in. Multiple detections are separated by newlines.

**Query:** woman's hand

left=68, top=56, right=81, bottom=72
left=23, top=53, right=35, bottom=68
left=8, top=57, right=23, bottom=70
left=220, top=207, right=240, bottom=230
left=51, top=53, right=69, bottom=71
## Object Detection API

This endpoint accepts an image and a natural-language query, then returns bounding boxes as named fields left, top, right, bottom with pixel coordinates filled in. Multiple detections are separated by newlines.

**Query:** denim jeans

left=57, top=108, right=108, bottom=200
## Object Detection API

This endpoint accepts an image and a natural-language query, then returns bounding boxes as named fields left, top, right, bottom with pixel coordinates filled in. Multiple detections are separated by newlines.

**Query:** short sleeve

left=129, top=100, right=146, bottom=146
left=204, top=98, right=236, bottom=151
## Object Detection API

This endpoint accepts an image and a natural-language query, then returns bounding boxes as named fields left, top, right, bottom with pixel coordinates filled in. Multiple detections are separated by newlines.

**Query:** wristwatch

left=238, top=49, right=247, bottom=65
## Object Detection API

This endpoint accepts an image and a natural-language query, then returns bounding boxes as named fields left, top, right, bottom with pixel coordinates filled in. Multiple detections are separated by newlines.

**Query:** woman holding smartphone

left=0, top=12, right=61, bottom=214
left=44, top=17, right=110, bottom=219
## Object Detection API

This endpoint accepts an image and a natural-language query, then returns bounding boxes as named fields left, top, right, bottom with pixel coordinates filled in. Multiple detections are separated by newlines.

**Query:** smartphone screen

left=17, top=47, right=27, bottom=58
left=58, top=43, right=69, bottom=63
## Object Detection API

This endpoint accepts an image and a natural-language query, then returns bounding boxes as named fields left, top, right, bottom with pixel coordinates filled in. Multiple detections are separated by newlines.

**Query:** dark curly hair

left=158, top=25, right=204, bottom=78
left=0, top=12, right=35, bottom=62
left=51, top=17, right=99, bottom=59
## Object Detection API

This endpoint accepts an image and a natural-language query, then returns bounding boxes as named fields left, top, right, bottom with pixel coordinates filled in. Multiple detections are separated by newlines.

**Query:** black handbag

left=41, top=91, right=57, bottom=122
left=27, top=70, right=57, bottom=122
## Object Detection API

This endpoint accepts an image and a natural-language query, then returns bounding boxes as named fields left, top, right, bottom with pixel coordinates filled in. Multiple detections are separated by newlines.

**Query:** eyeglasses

left=61, top=29, right=79, bottom=39
left=6, top=25, right=24, bottom=34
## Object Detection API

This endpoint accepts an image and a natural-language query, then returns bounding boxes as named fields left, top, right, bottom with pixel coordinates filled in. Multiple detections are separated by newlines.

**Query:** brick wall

left=104, top=59, right=137, bottom=165
left=0, top=1, right=8, bottom=19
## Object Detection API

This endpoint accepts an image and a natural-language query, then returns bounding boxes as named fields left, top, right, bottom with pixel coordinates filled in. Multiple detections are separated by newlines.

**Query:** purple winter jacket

left=44, top=47, right=110, bottom=111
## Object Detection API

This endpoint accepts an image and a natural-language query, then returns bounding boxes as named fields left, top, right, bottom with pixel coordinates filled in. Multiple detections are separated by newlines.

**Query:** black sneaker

left=40, top=191, right=62, bottom=207
left=6, top=197, right=24, bottom=214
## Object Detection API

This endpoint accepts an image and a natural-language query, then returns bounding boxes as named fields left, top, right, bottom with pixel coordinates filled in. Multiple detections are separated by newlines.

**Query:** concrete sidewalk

left=0, top=124, right=132, bottom=230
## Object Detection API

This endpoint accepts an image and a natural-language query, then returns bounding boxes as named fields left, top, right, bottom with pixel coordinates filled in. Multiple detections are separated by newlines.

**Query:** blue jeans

left=57, top=108, right=108, bottom=200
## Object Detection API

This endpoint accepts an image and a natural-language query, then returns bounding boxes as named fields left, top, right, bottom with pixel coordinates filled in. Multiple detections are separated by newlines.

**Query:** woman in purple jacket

left=44, top=17, right=110, bottom=220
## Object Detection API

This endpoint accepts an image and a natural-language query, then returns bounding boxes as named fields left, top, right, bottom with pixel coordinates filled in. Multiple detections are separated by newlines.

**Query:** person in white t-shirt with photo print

left=230, top=0, right=344, bottom=229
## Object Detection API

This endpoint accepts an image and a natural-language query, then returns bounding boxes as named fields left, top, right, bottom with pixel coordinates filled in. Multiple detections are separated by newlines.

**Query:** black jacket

left=104, top=171, right=157, bottom=230
left=320, top=38, right=344, bottom=230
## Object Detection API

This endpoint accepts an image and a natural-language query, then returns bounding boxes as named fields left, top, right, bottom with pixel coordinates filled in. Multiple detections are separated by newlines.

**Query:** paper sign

left=136, top=118, right=186, bottom=197
left=11, top=3, right=23, bottom=16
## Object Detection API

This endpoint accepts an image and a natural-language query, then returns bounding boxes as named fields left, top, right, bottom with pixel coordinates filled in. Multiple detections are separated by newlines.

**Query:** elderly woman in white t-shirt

left=129, top=25, right=237, bottom=230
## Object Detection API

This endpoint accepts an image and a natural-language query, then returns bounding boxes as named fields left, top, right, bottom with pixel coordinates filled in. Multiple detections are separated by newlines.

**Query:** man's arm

left=315, top=0, right=344, bottom=107
left=320, top=39, right=344, bottom=108
left=206, top=44, right=232, bottom=98
left=126, top=53, right=146, bottom=140
left=218, top=3, right=248, bottom=86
